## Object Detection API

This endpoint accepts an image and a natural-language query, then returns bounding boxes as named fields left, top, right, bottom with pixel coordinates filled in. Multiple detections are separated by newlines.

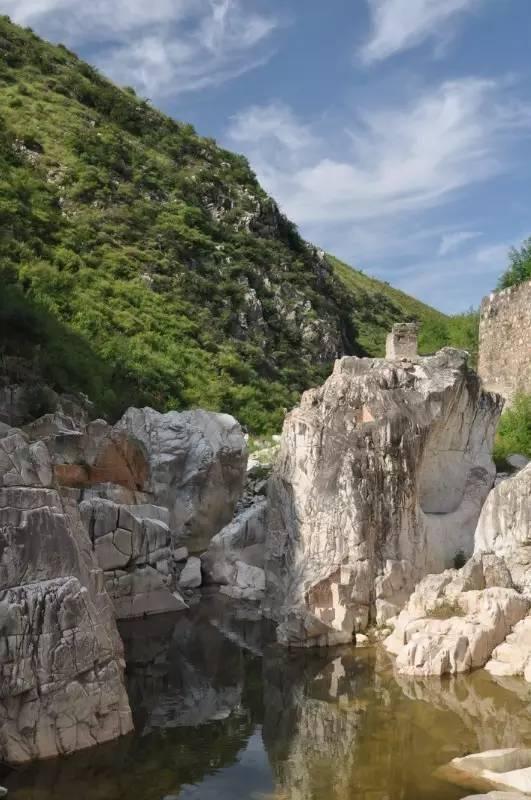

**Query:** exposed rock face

left=18, top=406, right=246, bottom=619
left=265, top=348, right=502, bottom=646
left=78, top=498, right=186, bottom=618
left=201, top=499, right=267, bottom=600
left=0, top=427, right=133, bottom=764
left=486, top=615, right=531, bottom=681
left=115, top=408, right=247, bottom=552
left=475, top=464, right=531, bottom=592
left=385, top=555, right=529, bottom=676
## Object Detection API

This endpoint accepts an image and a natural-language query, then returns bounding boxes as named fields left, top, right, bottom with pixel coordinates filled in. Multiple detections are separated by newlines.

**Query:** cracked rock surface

left=265, top=348, right=502, bottom=646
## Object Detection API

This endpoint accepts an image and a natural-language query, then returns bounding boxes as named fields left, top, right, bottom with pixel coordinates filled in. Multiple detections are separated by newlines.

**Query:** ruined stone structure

left=478, top=279, right=531, bottom=404
left=385, top=322, right=419, bottom=360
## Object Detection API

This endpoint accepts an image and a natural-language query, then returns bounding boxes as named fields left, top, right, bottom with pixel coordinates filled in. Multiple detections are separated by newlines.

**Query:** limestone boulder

left=385, top=556, right=529, bottom=676
left=79, top=497, right=183, bottom=618
left=475, top=464, right=531, bottom=592
left=0, top=437, right=132, bottom=763
left=179, top=556, right=202, bottom=589
left=265, top=348, right=502, bottom=646
left=485, top=615, right=531, bottom=681
left=201, top=499, right=267, bottom=599
left=115, top=407, right=247, bottom=551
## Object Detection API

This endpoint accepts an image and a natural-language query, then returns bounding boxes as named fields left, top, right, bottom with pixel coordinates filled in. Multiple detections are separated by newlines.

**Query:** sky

left=4, top=0, right=531, bottom=313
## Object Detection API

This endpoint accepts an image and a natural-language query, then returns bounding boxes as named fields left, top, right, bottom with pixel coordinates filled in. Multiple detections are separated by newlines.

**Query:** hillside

left=0, top=16, right=455, bottom=432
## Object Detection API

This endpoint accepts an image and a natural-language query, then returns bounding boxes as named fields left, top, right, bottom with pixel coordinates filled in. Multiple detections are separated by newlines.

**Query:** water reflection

left=4, top=598, right=531, bottom=800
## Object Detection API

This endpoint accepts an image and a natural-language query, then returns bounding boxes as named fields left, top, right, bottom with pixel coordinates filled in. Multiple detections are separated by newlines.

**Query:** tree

left=498, top=238, right=531, bottom=289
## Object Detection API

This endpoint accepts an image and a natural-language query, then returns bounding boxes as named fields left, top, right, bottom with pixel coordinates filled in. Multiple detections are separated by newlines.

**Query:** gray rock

left=507, top=454, right=530, bottom=471
left=0, top=482, right=132, bottom=764
left=179, top=557, right=202, bottom=589
left=114, top=407, right=247, bottom=551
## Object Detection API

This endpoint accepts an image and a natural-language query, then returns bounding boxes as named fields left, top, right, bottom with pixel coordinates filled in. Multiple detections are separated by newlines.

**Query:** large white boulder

left=475, top=464, right=531, bottom=592
left=265, top=348, right=502, bottom=646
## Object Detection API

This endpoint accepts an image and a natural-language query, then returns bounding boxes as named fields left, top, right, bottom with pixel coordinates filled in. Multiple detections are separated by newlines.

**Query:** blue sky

left=4, top=0, right=531, bottom=313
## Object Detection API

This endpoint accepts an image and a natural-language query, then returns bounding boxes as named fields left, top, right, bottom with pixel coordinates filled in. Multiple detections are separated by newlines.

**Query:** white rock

left=179, top=557, right=202, bottom=589
left=475, top=464, right=531, bottom=592
left=440, top=749, right=531, bottom=795
left=265, top=348, right=502, bottom=646
left=385, top=558, right=529, bottom=677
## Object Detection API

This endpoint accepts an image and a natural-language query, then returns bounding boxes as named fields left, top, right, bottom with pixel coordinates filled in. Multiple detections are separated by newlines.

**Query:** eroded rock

left=385, top=556, right=529, bottom=676
left=475, top=464, right=531, bottom=592
left=265, top=348, right=502, bottom=646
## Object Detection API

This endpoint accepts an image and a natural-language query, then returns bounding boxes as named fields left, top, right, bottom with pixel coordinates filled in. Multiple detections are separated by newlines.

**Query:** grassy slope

left=0, top=16, right=470, bottom=432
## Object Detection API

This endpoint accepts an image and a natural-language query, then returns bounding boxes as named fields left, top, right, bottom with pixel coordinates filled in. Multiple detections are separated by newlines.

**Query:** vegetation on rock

left=0, top=16, right=475, bottom=432
left=498, top=237, right=531, bottom=290
left=493, top=394, right=531, bottom=464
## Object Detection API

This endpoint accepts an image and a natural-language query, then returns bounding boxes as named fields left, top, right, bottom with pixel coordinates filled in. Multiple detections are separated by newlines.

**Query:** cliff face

left=0, top=16, right=448, bottom=434
left=0, top=429, right=133, bottom=764
left=265, top=346, right=502, bottom=646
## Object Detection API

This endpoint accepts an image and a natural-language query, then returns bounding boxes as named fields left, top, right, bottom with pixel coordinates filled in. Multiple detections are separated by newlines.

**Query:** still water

left=5, top=596, right=531, bottom=800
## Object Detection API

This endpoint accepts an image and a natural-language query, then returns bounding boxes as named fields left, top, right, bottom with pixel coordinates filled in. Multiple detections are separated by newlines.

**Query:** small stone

left=178, top=557, right=202, bottom=589
left=173, top=546, right=189, bottom=562
left=355, top=634, right=369, bottom=646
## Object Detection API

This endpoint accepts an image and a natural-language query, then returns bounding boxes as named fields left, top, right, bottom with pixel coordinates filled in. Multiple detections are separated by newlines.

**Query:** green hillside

left=0, top=16, right=463, bottom=432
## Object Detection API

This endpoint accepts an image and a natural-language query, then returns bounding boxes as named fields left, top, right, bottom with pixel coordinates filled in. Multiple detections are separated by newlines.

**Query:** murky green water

left=5, top=597, right=531, bottom=800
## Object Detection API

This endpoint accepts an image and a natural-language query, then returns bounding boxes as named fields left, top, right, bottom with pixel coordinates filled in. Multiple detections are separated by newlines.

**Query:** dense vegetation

left=498, top=237, right=531, bottom=290
left=0, top=16, right=475, bottom=432
left=493, top=395, right=531, bottom=465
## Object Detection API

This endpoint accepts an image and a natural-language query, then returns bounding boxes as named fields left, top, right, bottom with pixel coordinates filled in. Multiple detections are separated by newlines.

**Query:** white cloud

left=438, top=230, right=481, bottom=256
left=360, top=0, right=484, bottom=64
left=3, top=0, right=278, bottom=96
left=227, top=78, right=531, bottom=226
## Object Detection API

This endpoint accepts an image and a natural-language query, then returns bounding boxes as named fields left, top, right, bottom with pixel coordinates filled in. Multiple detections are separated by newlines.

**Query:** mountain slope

left=0, top=16, right=450, bottom=432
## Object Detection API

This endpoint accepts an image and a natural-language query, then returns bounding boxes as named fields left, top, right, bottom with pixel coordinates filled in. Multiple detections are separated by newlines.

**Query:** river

left=4, top=596, right=531, bottom=800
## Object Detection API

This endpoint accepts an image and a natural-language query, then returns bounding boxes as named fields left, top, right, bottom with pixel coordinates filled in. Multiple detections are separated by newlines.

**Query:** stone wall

left=478, top=280, right=531, bottom=404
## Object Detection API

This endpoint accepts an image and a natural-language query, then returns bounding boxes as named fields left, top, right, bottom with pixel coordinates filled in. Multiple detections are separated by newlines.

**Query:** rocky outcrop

left=201, top=499, right=267, bottom=600
left=385, top=555, right=529, bottom=676
left=19, top=406, right=246, bottom=619
left=0, top=400, right=247, bottom=764
left=115, top=407, right=247, bottom=552
left=265, top=348, right=502, bottom=646
left=0, top=427, right=133, bottom=764
left=475, top=464, right=531, bottom=592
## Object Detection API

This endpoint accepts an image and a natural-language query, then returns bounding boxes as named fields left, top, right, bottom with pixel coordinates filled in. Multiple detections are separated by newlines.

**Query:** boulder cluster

left=1, top=323, right=529, bottom=768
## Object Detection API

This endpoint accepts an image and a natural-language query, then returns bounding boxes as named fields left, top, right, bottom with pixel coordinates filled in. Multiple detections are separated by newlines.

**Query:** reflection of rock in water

left=393, top=663, right=531, bottom=752
left=263, top=647, right=372, bottom=800
left=120, top=603, right=244, bottom=733
left=3, top=599, right=266, bottom=800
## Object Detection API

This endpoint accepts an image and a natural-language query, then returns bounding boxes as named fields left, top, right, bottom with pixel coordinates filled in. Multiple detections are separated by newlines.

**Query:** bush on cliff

left=493, top=394, right=531, bottom=465
left=498, top=238, right=531, bottom=290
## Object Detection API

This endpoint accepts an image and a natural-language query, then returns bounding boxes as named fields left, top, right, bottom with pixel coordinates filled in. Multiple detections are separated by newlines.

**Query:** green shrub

left=493, top=394, right=531, bottom=466
left=498, top=238, right=531, bottom=289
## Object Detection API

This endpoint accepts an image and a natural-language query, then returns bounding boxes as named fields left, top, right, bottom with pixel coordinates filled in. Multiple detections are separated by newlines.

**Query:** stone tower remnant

left=385, top=322, right=419, bottom=360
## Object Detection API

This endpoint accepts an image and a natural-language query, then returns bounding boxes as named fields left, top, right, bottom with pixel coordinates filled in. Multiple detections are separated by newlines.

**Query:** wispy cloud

left=3, top=0, right=279, bottom=96
left=227, top=78, right=531, bottom=311
left=360, top=0, right=485, bottom=64
left=438, top=230, right=481, bottom=256
left=228, top=79, right=531, bottom=225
